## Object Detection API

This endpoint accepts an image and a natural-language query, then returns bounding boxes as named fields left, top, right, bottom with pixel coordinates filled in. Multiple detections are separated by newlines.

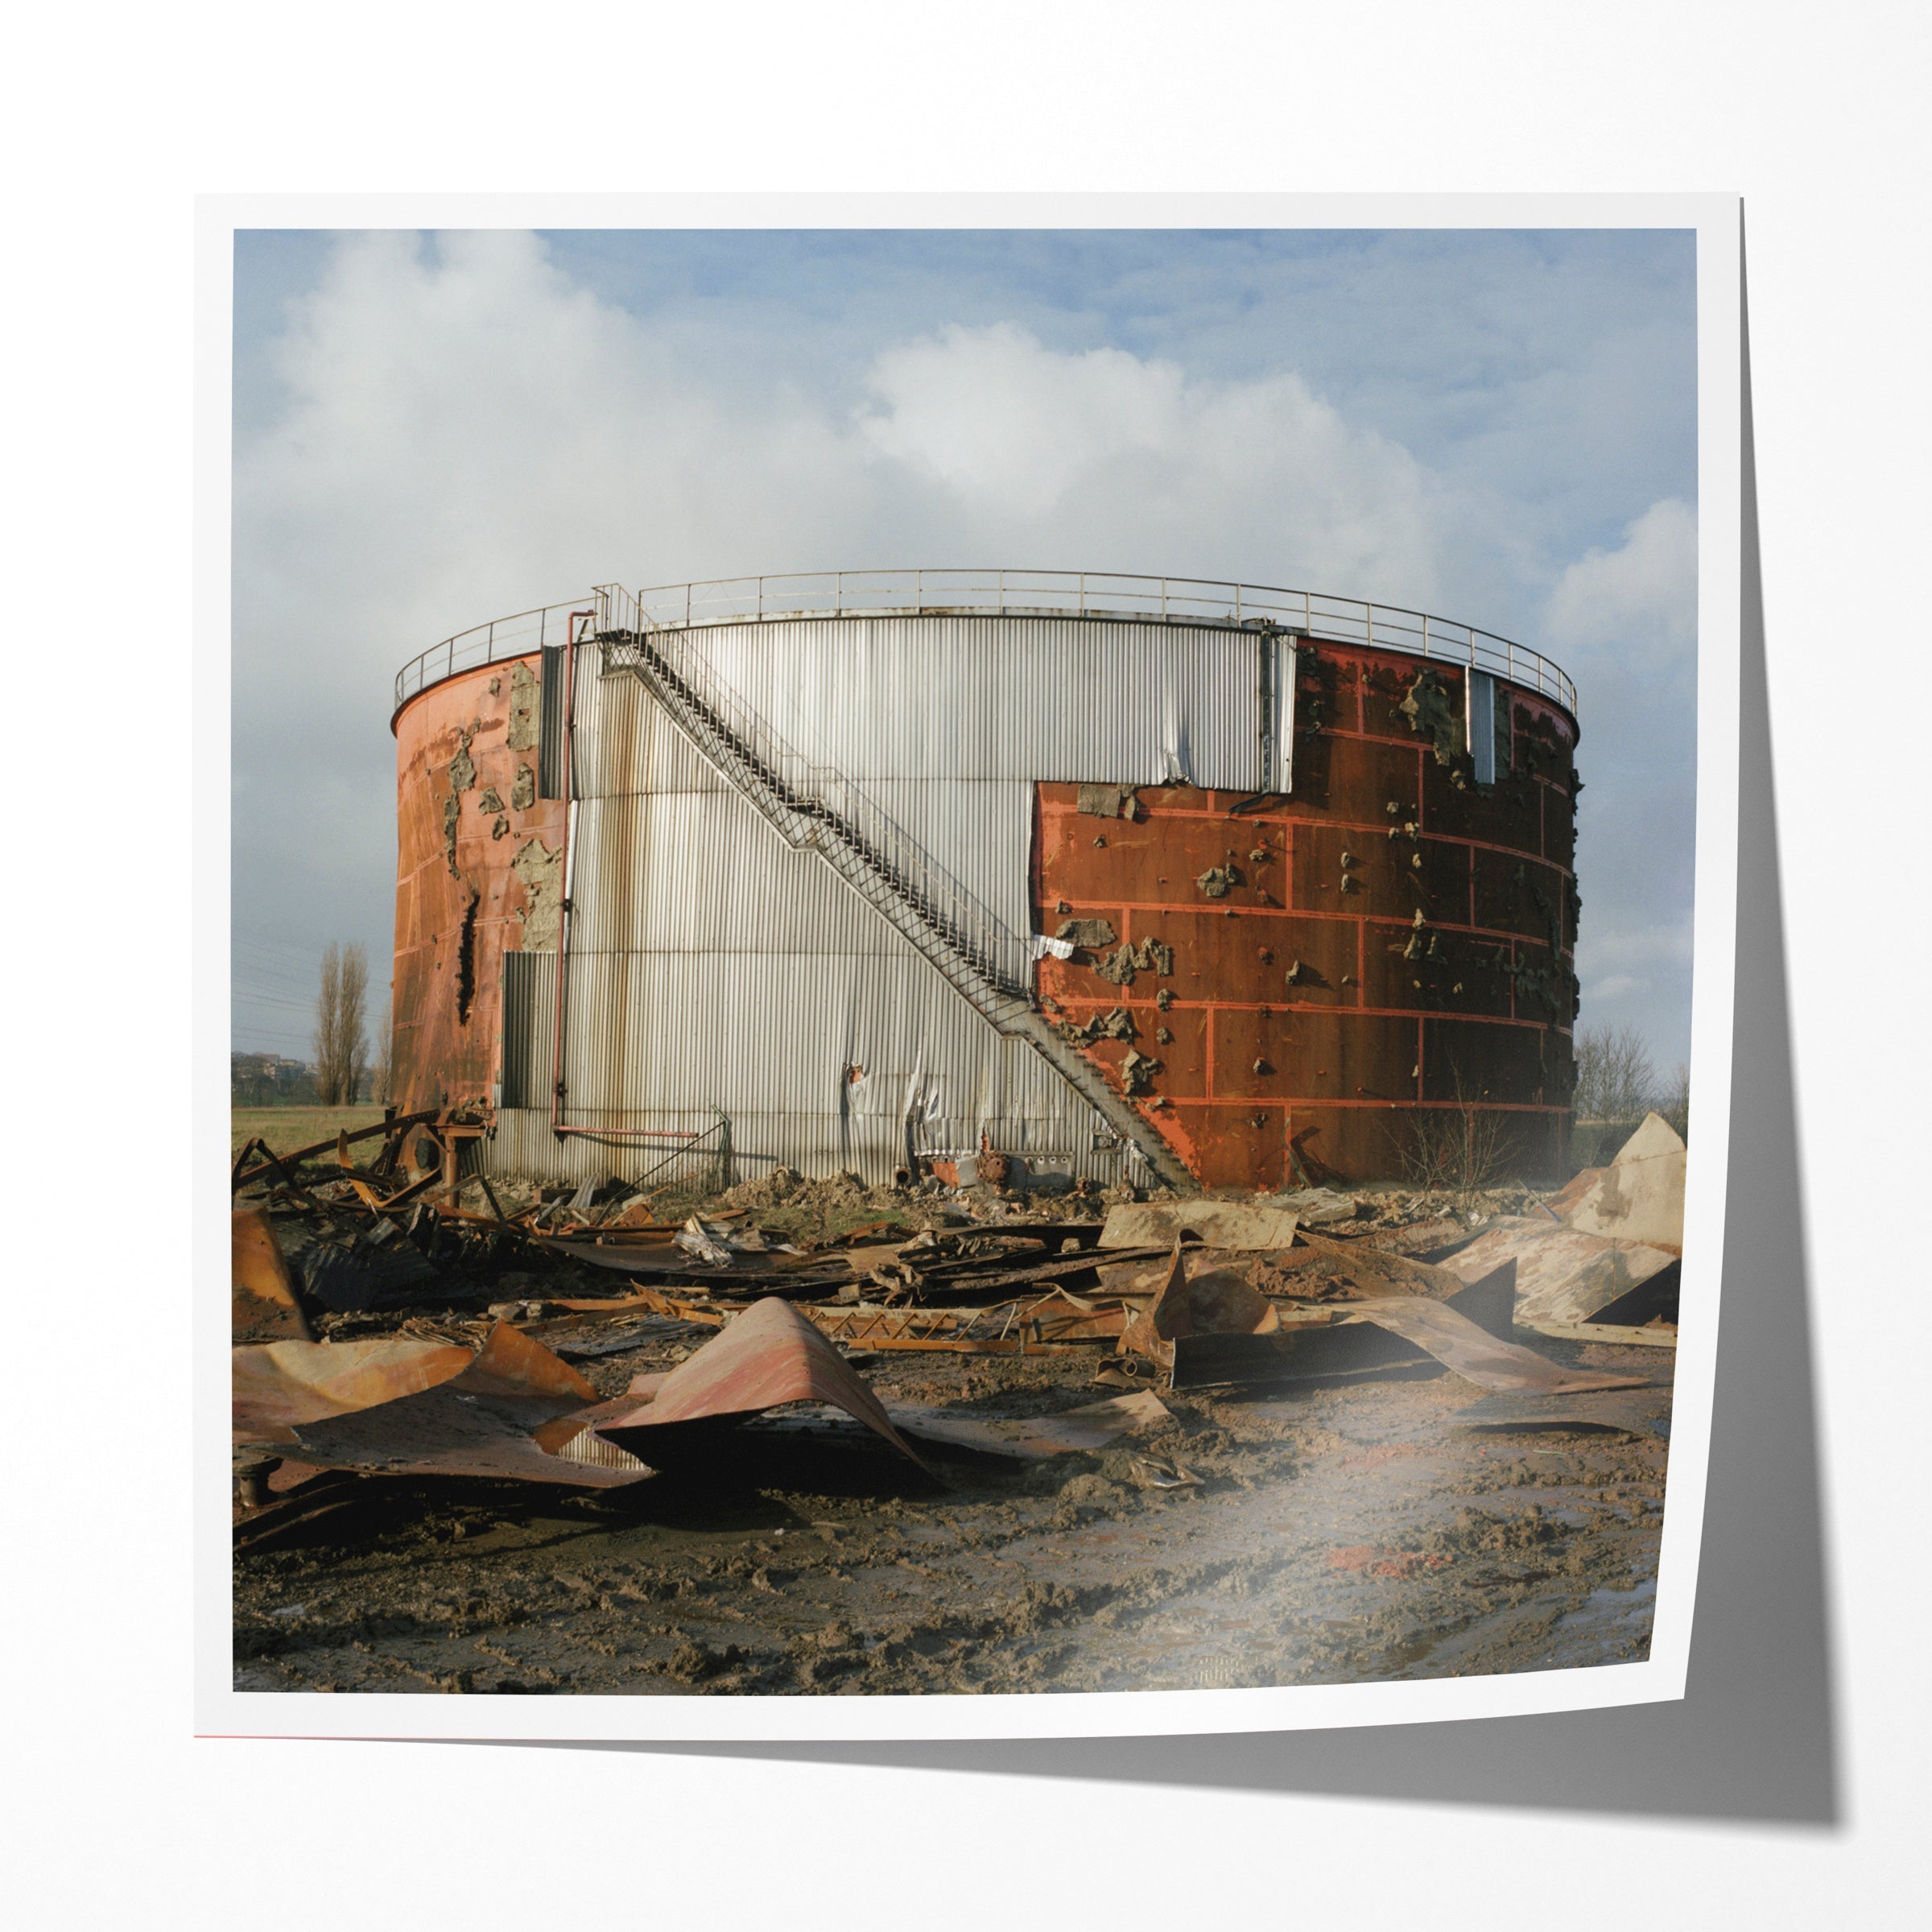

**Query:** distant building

left=231, top=1052, right=320, bottom=1106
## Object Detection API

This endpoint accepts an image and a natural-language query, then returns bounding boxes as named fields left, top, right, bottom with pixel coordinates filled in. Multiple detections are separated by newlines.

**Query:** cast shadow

left=489, top=219, right=1841, bottom=1826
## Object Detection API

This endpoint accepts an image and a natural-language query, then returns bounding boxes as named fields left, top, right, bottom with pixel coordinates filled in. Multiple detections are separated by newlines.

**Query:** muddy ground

left=233, top=1328, right=1669, bottom=1697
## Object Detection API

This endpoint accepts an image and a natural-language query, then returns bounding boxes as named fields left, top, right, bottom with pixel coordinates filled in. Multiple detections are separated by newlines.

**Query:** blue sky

left=232, top=225, right=1698, bottom=1073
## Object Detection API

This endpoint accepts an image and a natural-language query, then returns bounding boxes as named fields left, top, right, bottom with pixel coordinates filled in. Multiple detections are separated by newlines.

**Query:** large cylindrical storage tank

left=388, top=574, right=1579, bottom=1192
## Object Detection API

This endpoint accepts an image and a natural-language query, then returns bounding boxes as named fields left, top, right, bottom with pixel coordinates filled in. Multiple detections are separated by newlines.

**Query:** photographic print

left=211, top=199, right=1738, bottom=1737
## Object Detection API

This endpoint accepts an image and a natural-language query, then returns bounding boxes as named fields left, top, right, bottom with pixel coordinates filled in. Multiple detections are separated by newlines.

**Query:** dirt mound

left=717, top=1166, right=880, bottom=1216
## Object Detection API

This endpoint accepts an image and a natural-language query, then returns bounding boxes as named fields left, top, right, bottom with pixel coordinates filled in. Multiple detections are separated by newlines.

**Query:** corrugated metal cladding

left=537, top=645, right=566, bottom=798
left=498, top=950, right=555, bottom=1109
left=482, top=609, right=1264, bottom=1187
left=491, top=1108, right=1146, bottom=1191
left=568, top=652, right=1033, bottom=974
left=565, top=783, right=1034, bottom=968
left=510, top=793, right=1140, bottom=1188
left=554, top=948, right=1101, bottom=1141
left=1467, top=670, right=1498, bottom=787
left=606, top=615, right=1265, bottom=792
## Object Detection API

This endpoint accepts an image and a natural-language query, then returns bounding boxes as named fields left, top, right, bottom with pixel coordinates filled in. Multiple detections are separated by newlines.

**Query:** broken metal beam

left=233, top=1109, right=441, bottom=1191
left=906, top=1245, right=1170, bottom=1301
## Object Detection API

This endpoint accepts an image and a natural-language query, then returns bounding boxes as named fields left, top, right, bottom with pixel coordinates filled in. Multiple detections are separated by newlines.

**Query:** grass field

left=230, top=1105, right=388, bottom=1161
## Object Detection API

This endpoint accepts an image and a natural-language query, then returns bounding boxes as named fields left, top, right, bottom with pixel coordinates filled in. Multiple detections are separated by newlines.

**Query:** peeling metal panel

left=1264, top=631, right=1298, bottom=793
left=390, top=658, right=568, bottom=1112
left=1031, top=639, right=1578, bottom=1187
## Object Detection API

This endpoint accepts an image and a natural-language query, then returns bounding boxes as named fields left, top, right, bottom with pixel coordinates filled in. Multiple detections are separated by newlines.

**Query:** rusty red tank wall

left=1032, top=646, right=1579, bottom=1188
left=390, top=658, right=566, bottom=1113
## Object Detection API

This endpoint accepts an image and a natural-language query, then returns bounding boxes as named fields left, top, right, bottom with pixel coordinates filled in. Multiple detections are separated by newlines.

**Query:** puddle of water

left=1555, top=1573, right=1657, bottom=1633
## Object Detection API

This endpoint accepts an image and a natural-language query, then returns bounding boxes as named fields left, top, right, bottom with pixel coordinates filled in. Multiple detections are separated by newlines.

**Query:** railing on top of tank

left=394, top=572, right=1579, bottom=719
left=627, top=569, right=1578, bottom=716
left=393, top=600, right=593, bottom=713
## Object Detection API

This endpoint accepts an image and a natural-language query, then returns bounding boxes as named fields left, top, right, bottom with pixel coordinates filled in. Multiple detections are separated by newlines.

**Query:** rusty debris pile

left=233, top=1108, right=1683, bottom=1554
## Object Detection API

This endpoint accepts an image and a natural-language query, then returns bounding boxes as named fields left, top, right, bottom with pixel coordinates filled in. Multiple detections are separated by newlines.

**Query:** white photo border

left=197, top=190, right=1741, bottom=1744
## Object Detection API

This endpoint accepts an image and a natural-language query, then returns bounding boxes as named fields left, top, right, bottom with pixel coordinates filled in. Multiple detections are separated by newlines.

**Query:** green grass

left=231, top=1104, right=387, bottom=1161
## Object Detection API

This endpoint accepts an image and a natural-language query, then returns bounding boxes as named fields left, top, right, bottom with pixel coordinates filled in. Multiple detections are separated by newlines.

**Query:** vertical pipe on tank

left=547, top=611, right=585, bottom=1140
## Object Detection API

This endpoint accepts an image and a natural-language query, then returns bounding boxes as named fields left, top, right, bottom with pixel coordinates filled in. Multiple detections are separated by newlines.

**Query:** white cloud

left=856, top=320, right=1448, bottom=598
left=231, top=233, right=1698, bottom=1067
left=1538, top=498, right=1700, bottom=1063
left=243, top=244, right=1458, bottom=641
left=1543, top=497, right=1698, bottom=658
left=861, top=324, right=1187, bottom=514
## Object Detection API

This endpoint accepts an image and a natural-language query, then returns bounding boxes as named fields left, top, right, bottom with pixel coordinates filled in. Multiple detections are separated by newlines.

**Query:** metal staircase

left=591, top=584, right=1195, bottom=1192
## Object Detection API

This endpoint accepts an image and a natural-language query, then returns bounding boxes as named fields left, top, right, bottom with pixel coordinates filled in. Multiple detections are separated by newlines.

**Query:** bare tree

left=1572, top=1022, right=1656, bottom=1122
left=312, top=945, right=340, bottom=1101
left=312, top=942, right=370, bottom=1105
left=1661, top=1060, right=1690, bottom=1142
left=341, top=945, right=369, bottom=1102
left=1386, top=1063, right=1515, bottom=1199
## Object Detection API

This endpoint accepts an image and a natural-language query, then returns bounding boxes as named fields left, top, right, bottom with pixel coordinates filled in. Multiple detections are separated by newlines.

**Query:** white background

left=9, top=4, right=1926, bottom=1926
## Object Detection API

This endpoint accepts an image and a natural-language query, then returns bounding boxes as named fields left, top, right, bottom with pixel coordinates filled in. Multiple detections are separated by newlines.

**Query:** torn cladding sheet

left=592, top=1296, right=931, bottom=1473
left=1439, top=1267, right=1517, bottom=1340
left=1436, top=1221, right=1679, bottom=1327
left=1554, top=1111, right=1687, bottom=1251
left=1344, top=1297, right=1652, bottom=1395
left=231, top=1208, right=312, bottom=1343
left=297, top=1228, right=439, bottom=1315
left=235, top=1324, right=654, bottom=1488
left=1118, top=1245, right=1279, bottom=1366
left=233, top=1336, right=476, bottom=1446
left=1100, top=1202, right=1300, bottom=1251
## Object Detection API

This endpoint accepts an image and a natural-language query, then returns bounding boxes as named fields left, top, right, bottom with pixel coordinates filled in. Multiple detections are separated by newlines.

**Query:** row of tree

left=1572, top=1022, right=1689, bottom=1139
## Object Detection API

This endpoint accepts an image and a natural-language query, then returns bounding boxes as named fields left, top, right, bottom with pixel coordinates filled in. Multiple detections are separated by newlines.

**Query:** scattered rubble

left=231, top=1110, right=1682, bottom=1693
left=1269, top=1185, right=1360, bottom=1227
left=1100, top=1199, right=1302, bottom=1250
